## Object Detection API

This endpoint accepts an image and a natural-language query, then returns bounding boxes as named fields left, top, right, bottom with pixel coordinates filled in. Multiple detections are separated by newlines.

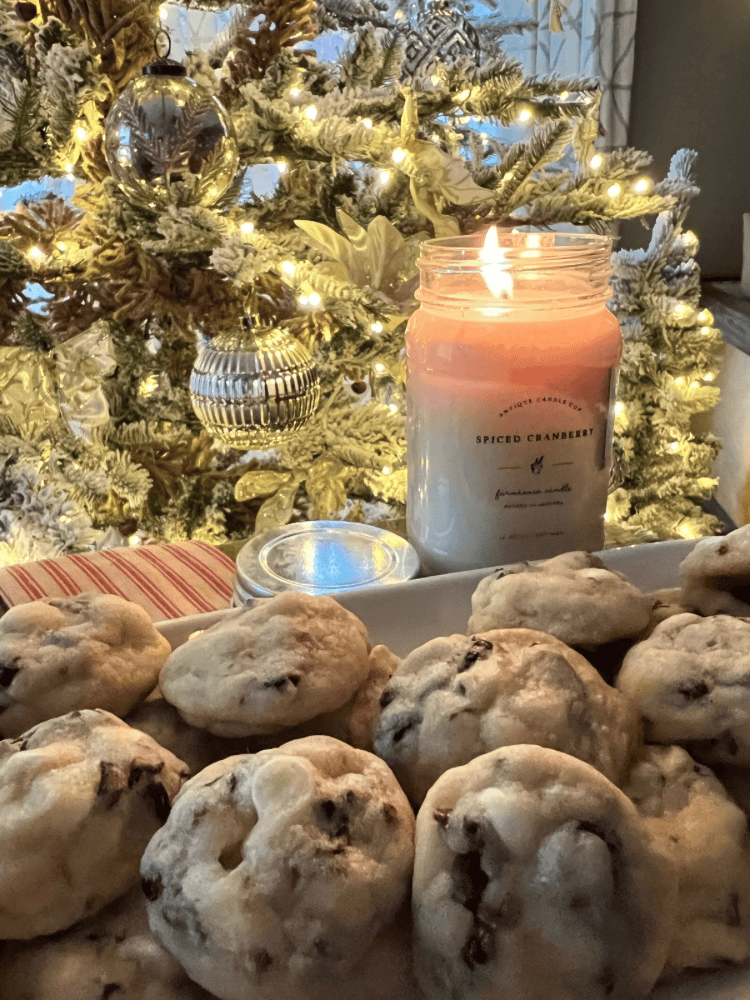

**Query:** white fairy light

left=281, top=260, right=296, bottom=276
left=240, top=221, right=255, bottom=234
left=304, top=105, right=318, bottom=121
left=589, top=153, right=603, bottom=170
left=75, top=126, right=88, bottom=141
left=370, top=321, right=384, bottom=334
left=391, top=147, right=407, bottom=164
left=362, top=118, right=373, bottom=129
left=633, top=177, right=651, bottom=194
left=517, top=108, right=533, bottom=123
left=308, top=291, right=322, bottom=307
left=607, top=183, right=621, bottom=199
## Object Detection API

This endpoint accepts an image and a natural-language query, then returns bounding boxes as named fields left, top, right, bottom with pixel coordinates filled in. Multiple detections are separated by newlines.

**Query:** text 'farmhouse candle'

left=406, top=229, right=622, bottom=574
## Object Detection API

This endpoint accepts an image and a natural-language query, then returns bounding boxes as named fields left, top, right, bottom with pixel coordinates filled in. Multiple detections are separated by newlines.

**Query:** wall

left=623, top=0, right=750, bottom=279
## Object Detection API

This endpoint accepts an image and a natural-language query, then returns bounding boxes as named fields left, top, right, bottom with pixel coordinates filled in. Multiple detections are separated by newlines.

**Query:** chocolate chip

left=0, top=665, right=18, bottom=688
left=345, top=790, right=356, bottom=805
left=461, top=918, right=494, bottom=970
left=718, top=544, right=729, bottom=555
left=264, top=674, right=302, bottom=690
left=317, top=799, right=349, bottom=839
left=228, top=773, right=238, bottom=793
left=379, top=688, right=395, bottom=709
left=141, top=874, right=163, bottom=901
left=392, top=722, right=413, bottom=743
left=289, top=864, right=300, bottom=888
left=255, top=949, right=273, bottom=973
left=141, top=781, right=171, bottom=823
left=100, top=985, right=122, bottom=1000
left=677, top=680, right=710, bottom=701
left=97, top=761, right=125, bottom=810
left=433, top=807, right=452, bottom=827
left=128, top=760, right=164, bottom=788
left=452, top=850, right=489, bottom=912
left=314, top=938, right=331, bottom=956
left=458, top=638, right=493, bottom=673
left=383, top=802, right=398, bottom=824
left=350, top=380, right=367, bottom=394
left=219, top=840, right=244, bottom=871
left=727, top=892, right=741, bottom=927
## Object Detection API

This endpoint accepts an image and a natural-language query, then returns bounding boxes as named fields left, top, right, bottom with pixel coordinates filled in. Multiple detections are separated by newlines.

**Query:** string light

left=668, top=442, right=680, bottom=453
left=674, top=376, right=686, bottom=388
left=589, top=153, right=603, bottom=170
left=277, top=160, right=288, bottom=174
left=304, top=105, right=318, bottom=121
left=378, top=169, right=391, bottom=184
left=391, top=147, right=407, bottom=164
left=697, top=309, right=712, bottom=325
left=308, top=291, right=322, bottom=307
left=388, top=404, right=398, bottom=414
left=689, top=380, right=700, bottom=389
left=75, top=126, right=88, bottom=141
left=430, top=74, right=441, bottom=86
left=700, top=326, right=712, bottom=336
left=502, top=171, right=513, bottom=182
left=703, top=372, right=716, bottom=382
left=382, top=465, right=392, bottom=474
left=370, top=321, right=384, bottom=334
left=298, top=294, right=310, bottom=307
left=455, top=89, right=471, bottom=103
left=607, top=183, right=621, bottom=199
left=362, top=118, right=373, bottom=129
left=281, top=260, right=296, bottom=276
left=63, top=161, right=74, bottom=175
left=55, top=241, right=68, bottom=252
left=517, top=108, right=533, bottom=123
left=374, top=363, right=386, bottom=372
left=633, top=177, right=651, bottom=194
left=678, top=522, right=702, bottom=539
left=240, top=221, right=255, bottom=234
left=394, top=8, right=404, bottom=18
left=139, top=375, right=159, bottom=397
left=558, top=90, right=570, bottom=100
left=431, top=133, right=441, bottom=142
left=289, top=87, right=301, bottom=98
left=27, top=246, right=46, bottom=261
left=614, top=401, right=626, bottom=415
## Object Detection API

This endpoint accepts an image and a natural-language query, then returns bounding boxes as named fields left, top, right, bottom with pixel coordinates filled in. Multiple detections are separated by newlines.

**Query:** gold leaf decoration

left=235, top=469, right=292, bottom=503
left=253, top=471, right=305, bottom=535
left=0, top=347, right=58, bottom=437
left=305, top=455, right=348, bottom=518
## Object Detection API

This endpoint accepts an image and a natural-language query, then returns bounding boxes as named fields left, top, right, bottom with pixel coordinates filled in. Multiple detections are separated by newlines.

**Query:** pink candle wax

left=406, top=233, right=622, bottom=574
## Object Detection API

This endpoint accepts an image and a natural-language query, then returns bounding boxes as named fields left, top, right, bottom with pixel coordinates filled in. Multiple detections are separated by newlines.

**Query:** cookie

left=0, top=886, right=214, bottom=1000
left=159, top=592, right=371, bottom=737
left=412, top=745, right=677, bottom=1000
left=141, top=735, right=415, bottom=1000
left=468, top=551, right=653, bottom=650
left=616, top=613, right=750, bottom=766
left=0, top=593, right=171, bottom=738
left=679, top=526, right=750, bottom=616
left=125, top=696, right=256, bottom=775
left=624, top=744, right=750, bottom=972
left=0, top=709, right=188, bottom=939
left=374, top=629, right=640, bottom=805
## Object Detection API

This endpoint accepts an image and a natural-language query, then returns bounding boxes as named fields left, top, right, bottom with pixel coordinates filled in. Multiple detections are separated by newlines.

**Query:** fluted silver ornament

left=103, top=34, right=238, bottom=211
left=189, top=317, right=320, bottom=449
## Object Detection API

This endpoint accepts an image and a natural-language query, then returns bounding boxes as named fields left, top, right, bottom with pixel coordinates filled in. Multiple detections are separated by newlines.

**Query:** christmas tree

left=0, top=0, right=724, bottom=564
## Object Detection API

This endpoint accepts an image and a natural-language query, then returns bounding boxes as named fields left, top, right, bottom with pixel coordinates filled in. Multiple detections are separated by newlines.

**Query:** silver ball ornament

left=190, top=317, right=320, bottom=450
left=104, top=53, right=239, bottom=210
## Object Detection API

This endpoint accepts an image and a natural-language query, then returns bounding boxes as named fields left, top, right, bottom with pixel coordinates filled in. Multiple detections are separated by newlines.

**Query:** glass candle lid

left=234, top=521, right=420, bottom=599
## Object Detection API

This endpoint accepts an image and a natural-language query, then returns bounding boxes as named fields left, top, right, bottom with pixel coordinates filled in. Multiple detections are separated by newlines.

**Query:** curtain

left=520, top=0, right=639, bottom=149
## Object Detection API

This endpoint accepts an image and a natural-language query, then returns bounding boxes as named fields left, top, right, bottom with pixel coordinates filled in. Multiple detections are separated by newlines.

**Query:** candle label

left=407, top=365, right=617, bottom=573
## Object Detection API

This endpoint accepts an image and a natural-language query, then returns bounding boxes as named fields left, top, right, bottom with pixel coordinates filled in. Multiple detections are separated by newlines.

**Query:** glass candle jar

left=406, top=230, right=621, bottom=575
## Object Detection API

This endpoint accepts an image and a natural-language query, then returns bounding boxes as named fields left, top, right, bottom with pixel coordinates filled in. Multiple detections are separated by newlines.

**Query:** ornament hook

left=154, top=28, right=172, bottom=60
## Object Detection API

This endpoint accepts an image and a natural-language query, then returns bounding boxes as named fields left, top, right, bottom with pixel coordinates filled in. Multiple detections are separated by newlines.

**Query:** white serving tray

left=158, top=538, right=700, bottom=656
left=156, top=537, right=750, bottom=1000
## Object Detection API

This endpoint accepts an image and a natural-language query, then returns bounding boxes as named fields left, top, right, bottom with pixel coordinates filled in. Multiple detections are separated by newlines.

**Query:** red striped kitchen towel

left=0, top=541, right=236, bottom=622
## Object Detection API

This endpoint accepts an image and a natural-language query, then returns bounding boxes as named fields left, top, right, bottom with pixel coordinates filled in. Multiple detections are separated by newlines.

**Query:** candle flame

left=480, top=227, right=513, bottom=298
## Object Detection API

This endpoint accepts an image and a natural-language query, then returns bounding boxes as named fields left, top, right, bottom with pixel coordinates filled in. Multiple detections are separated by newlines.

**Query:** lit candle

left=406, top=229, right=622, bottom=574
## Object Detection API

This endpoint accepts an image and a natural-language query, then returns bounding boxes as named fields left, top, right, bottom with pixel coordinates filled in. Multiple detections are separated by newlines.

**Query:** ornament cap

left=142, top=59, right=187, bottom=77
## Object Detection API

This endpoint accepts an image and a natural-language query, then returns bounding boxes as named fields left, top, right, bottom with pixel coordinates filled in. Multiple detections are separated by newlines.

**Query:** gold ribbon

left=0, top=347, right=58, bottom=437
left=51, top=322, right=117, bottom=440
